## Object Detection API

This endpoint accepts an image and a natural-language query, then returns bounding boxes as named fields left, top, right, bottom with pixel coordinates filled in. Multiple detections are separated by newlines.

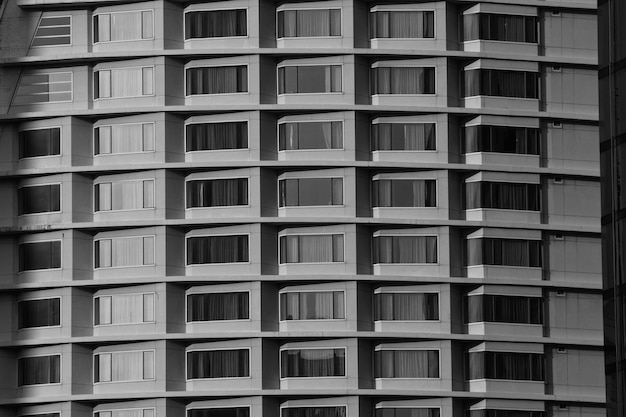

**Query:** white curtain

left=97, top=296, right=112, bottom=325
left=110, top=123, right=143, bottom=154
left=108, top=350, right=149, bottom=381
left=111, top=68, right=143, bottom=97
left=96, top=14, right=111, bottom=42
left=110, top=11, right=142, bottom=41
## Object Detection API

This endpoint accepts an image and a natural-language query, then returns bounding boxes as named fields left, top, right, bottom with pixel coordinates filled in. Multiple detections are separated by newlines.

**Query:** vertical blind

left=468, top=351, right=544, bottom=381
left=375, top=350, right=439, bottom=378
left=373, top=179, right=436, bottom=207
left=32, top=16, right=71, bottom=46
left=281, top=348, right=345, bottom=377
left=95, top=123, right=155, bottom=155
left=463, top=13, right=537, bottom=43
left=279, top=121, right=343, bottom=150
left=187, top=292, right=250, bottom=321
left=372, top=67, right=435, bottom=94
left=465, top=182, right=541, bottom=211
left=280, top=291, right=345, bottom=320
left=95, top=67, right=154, bottom=99
left=464, top=125, right=540, bottom=155
left=281, top=407, right=346, bottom=417
left=18, top=355, right=61, bottom=386
left=94, top=10, right=153, bottom=42
left=95, top=293, right=155, bottom=325
left=18, top=298, right=61, bottom=329
left=278, top=65, right=342, bottom=94
left=19, top=241, right=61, bottom=271
left=374, top=292, right=439, bottom=321
left=188, top=408, right=250, bottom=417
left=373, top=236, right=438, bottom=264
left=371, top=123, right=436, bottom=151
left=375, top=408, right=441, bottom=417
left=187, top=349, right=250, bottom=378
left=18, top=184, right=61, bottom=215
left=95, top=350, right=154, bottom=382
left=186, top=122, right=248, bottom=151
left=95, top=236, right=155, bottom=268
left=464, top=69, right=539, bottom=99
left=19, top=127, right=61, bottom=159
left=370, top=11, right=435, bottom=38
left=279, top=178, right=343, bottom=206
left=466, top=238, right=542, bottom=267
left=186, top=235, right=249, bottom=264
left=280, top=234, right=344, bottom=263
left=13, top=72, right=73, bottom=105
left=186, top=178, right=248, bottom=208
left=95, top=180, right=155, bottom=211
left=186, top=66, right=248, bottom=95
left=277, top=9, right=341, bottom=37
left=467, top=294, right=543, bottom=324
left=185, top=10, right=247, bottom=39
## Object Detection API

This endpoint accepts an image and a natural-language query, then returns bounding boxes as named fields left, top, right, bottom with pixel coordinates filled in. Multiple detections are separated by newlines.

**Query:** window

left=376, top=408, right=440, bottom=417
left=19, top=127, right=61, bottom=159
left=186, top=122, right=248, bottom=151
left=187, top=349, right=250, bottom=379
left=469, top=411, right=544, bottom=417
left=282, top=407, right=346, bottom=417
left=280, top=291, right=345, bottom=320
left=468, top=351, right=544, bottom=381
left=13, top=72, right=72, bottom=105
left=188, top=408, right=250, bottom=417
left=463, top=13, right=537, bottom=43
left=372, top=123, right=435, bottom=151
left=278, top=65, right=342, bottom=94
left=281, top=348, right=345, bottom=377
left=32, top=16, right=71, bottom=47
left=279, top=121, right=343, bottom=150
left=187, top=292, right=249, bottom=321
left=18, top=355, right=61, bottom=386
left=95, top=409, right=155, bottom=417
left=373, top=236, right=438, bottom=264
left=18, top=298, right=61, bottom=329
left=95, top=293, right=155, bottom=325
left=464, top=69, right=539, bottom=99
left=279, top=178, right=343, bottom=207
left=185, top=10, right=247, bottom=39
left=280, top=235, right=344, bottom=263
left=373, top=179, right=436, bottom=207
left=466, top=238, right=542, bottom=267
left=18, top=184, right=61, bottom=215
left=375, top=350, right=439, bottom=378
left=374, top=292, right=439, bottom=321
left=95, top=67, right=154, bottom=99
left=94, top=10, right=154, bottom=42
left=186, top=235, right=249, bottom=264
left=186, top=66, right=248, bottom=95
left=467, top=295, right=543, bottom=324
left=19, top=241, right=61, bottom=272
left=465, top=182, right=541, bottom=211
left=372, top=67, right=435, bottom=94
left=370, top=10, right=434, bottom=38
left=186, top=178, right=248, bottom=208
left=95, top=123, right=155, bottom=155
left=94, top=180, right=155, bottom=211
left=21, top=414, right=61, bottom=417
left=464, top=125, right=540, bottom=155
left=94, top=350, right=155, bottom=382
left=277, top=9, right=341, bottom=38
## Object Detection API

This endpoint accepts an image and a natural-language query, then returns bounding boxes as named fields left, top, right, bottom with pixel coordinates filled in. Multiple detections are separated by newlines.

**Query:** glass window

left=281, top=348, right=345, bottom=377
left=465, top=182, right=541, bottom=211
left=375, top=350, right=439, bottom=378
left=375, top=408, right=440, bottom=417
left=468, top=351, right=544, bottom=381
left=21, top=414, right=61, bottom=417
left=278, top=65, right=342, bottom=94
left=373, top=235, right=438, bottom=264
left=374, top=292, right=439, bottom=321
left=186, top=122, right=248, bottom=151
left=95, top=67, right=154, bottom=99
left=95, top=293, right=155, bottom=325
left=186, top=178, right=248, bottom=208
left=19, top=241, right=61, bottom=272
left=466, top=238, right=542, bottom=267
left=281, top=407, right=346, bottom=417
left=463, top=13, right=537, bottom=43
left=464, top=69, right=539, bottom=99
left=94, top=180, right=155, bottom=211
left=187, top=292, right=250, bottom=322
left=95, top=236, right=154, bottom=268
left=95, top=123, right=155, bottom=155
left=32, top=16, right=71, bottom=46
left=280, top=234, right=344, bottom=263
left=469, top=411, right=545, bottom=417
left=95, top=409, right=155, bottom=417
left=18, top=355, right=61, bottom=386
left=373, top=179, right=436, bottom=207
left=467, top=294, right=543, bottom=324
left=186, top=66, right=248, bottom=95
left=185, top=10, right=247, bottom=39
left=279, top=178, right=343, bottom=206
left=19, top=127, right=61, bottom=159
left=13, top=72, right=72, bottom=105
left=18, top=184, right=61, bottom=215
left=94, top=10, right=154, bottom=42
left=94, top=350, right=155, bottom=382
left=372, top=67, right=435, bottom=95
left=18, top=298, right=61, bottom=329
left=372, top=123, right=435, bottom=151
left=370, top=11, right=434, bottom=39
left=464, top=125, right=540, bottom=155
left=277, top=9, right=341, bottom=37
left=279, top=121, right=343, bottom=150
left=188, top=408, right=250, bottom=417
left=187, top=349, right=250, bottom=379
left=186, top=235, right=249, bottom=264
left=280, top=291, right=345, bottom=320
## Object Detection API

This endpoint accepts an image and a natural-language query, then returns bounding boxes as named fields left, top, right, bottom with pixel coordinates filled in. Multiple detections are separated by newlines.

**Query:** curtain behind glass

left=281, top=407, right=347, bottom=417
left=186, top=66, right=248, bottom=95
left=375, top=350, right=439, bottom=378
left=188, top=408, right=250, bottom=417
left=187, top=292, right=249, bottom=321
left=186, top=178, right=248, bottom=208
left=19, top=127, right=61, bottom=158
left=18, top=241, right=61, bottom=271
left=18, top=298, right=60, bottom=328
left=185, top=10, right=247, bottom=39
left=281, top=348, right=345, bottom=377
left=187, top=235, right=249, bottom=264
left=18, top=355, right=60, bottom=385
left=375, top=293, right=439, bottom=320
left=187, top=349, right=250, bottom=378
left=374, top=236, right=437, bottom=263
left=186, top=122, right=248, bottom=151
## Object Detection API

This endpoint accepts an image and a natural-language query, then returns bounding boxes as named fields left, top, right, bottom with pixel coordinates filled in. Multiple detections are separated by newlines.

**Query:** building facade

left=0, top=0, right=605, bottom=416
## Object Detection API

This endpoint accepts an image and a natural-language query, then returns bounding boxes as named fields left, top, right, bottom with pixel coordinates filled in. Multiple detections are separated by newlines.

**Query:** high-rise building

left=0, top=0, right=606, bottom=416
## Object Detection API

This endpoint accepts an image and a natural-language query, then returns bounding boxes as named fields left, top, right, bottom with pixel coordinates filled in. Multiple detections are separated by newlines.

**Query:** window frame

left=20, top=412, right=62, bottom=417
left=186, top=406, right=251, bottom=417
left=462, top=11, right=538, bottom=44
left=374, top=406, right=442, bottom=417
left=372, top=234, right=439, bottom=265
left=93, top=178, right=156, bottom=213
left=279, top=346, right=347, bottom=379
left=278, top=289, right=347, bottom=322
left=183, top=7, right=249, bottom=40
left=277, top=176, right=345, bottom=208
left=17, top=353, right=62, bottom=387
left=18, top=125, right=63, bottom=160
left=185, top=289, right=252, bottom=323
left=370, top=121, right=437, bottom=153
left=18, top=239, right=63, bottom=273
left=277, top=119, right=345, bottom=152
left=371, top=65, right=437, bottom=96
left=464, top=180, right=541, bottom=212
left=369, top=8, right=436, bottom=40
left=276, top=63, right=344, bottom=95
left=93, top=66, right=155, bottom=100
left=371, top=177, right=438, bottom=208
left=185, top=176, right=251, bottom=209
left=93, top=348, right=156, bottom=384
left=185, top=347, right=252, bottom=381
left=466, top=349, right=545, bottom=382
left=93, top=291, right=157, bottom=327
left=185, top=233, right=251, bottom=265
left=14, top=71, right=73, bottom=105
left=184, top=119, right=250, bottom=153
left=466, top=292, right=544, bottom=325
left=464, top=67, right=539, bottom=100
left=93, top=407, right=156, bottom=417
left=17, top=182, right=62, bottom=216
left=17, top=296, right=62, bottom=330
left=93, top=121, right=157, bottom=156
left=184, top=64, right=249, bottom=97
left=276, top=7, right=343, bottom=39
left=278, top=233, right=345, bottom=265
left=373, top=348, right=441, bottom=379
left=92, top=9, right=155, bottom=44
left=373, top=289, right=440, bottom=322
left=31, top=15, right=72, bottom=48
left=279, top=404, right=348, bottom=417
left=466, top=237, right=543, bottom=268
